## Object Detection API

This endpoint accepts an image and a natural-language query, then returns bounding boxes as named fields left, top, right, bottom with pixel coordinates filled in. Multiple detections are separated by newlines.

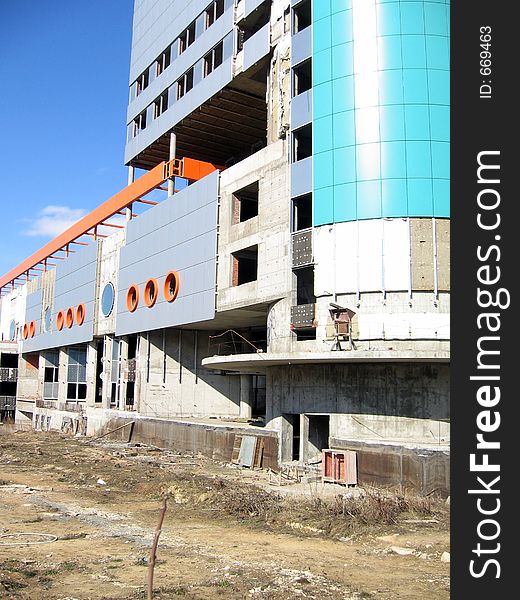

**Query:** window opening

left=291, top=194, right=312, bottom=231
left=292, top=124, right=312, bottom=162
left=293, top=60, right=312, bottom=96
left=233, top=181, right=259, bottom=223
left=232, top=246, right=258, bottom=286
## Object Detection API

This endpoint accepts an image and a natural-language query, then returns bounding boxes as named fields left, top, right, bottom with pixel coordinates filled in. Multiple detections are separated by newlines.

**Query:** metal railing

left=208, top=330, right=267, bottom=356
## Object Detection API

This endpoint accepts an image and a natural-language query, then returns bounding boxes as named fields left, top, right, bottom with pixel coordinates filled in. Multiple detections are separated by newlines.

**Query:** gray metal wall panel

left=291, top=157, right=312, bottom=198
left=125, top=56, right=233, bottom=164
left=23, top=289, right=43, bottom=335
left=22, top=245, right=97, bottom=353
left=127, top=11, right=234, bottom=122
left=291, top=26, right=312, bottom=66
left=116, top=171, right=219, bottom=336
left=130, top=0, right=213, bottom=83
left=243, top=23, right=270, bottom=72
left=291, top=89, right=312, bottom=130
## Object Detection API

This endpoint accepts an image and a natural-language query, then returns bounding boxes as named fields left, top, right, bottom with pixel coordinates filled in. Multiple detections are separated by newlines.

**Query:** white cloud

left=22, top=205, right=87, bottom=238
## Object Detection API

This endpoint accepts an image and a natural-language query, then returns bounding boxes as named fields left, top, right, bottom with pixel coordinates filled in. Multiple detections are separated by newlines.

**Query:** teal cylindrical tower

left=312, top=0, right=450, bottom=225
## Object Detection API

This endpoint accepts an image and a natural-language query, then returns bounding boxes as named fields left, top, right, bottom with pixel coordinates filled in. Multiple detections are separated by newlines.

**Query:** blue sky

left=0, top=1, right=134, bottom=277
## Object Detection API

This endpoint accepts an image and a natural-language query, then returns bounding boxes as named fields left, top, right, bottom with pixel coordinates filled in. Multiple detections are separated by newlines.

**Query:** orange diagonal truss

left=0, top=158, right=220, bottom=294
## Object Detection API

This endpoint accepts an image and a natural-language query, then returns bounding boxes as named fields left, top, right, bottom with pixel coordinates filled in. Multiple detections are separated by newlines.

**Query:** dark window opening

left=95, top=339, right=103, bottom=403
left=293, top=59, right=312, bottom=96
left=44, top=366, right=58, bottom=384
left=125, top=381, right=135, bottom=406
left=156, top=46, right=171, bottom=77
left=153, top=90, right=169, bottom=118
left=296, top=266, right=315, bottom=305
left=307, top=415, right=330, bottom=458
left=177, top=67, right=194, bottom=99
left=206, top=0, right=225, bottom=29
left=135, top=70, right=149, bottom=97
left=292, top=124, right=312, bottom=162
left=292, top=193, right=312, bottom=231
left=232, top=246, right=258, bottom=286
left=43, top=351, right=59, bottom=400
left=295, top=327, right=316, bottom=341
left=179, top=21, right=196, bottom=54
left=292, top=414, right=300, bottom=461
left=204, top=40, right=224, bottom=76
left=293, top=0, right=311, bottom=34
left=236, top=3, right=271, bottom=51
left=66, top=347, right=87, bottom=401
left=67, top=383, right=87, bottom=401
left=127, top=335, right=138, bottom=360
left=233, top=181, right=259, bottom=223
left=252, top=374, right=266, bottom=417
left=0, top=353, right=17, bottom=368
left=132, top=110, right=147, bottom=137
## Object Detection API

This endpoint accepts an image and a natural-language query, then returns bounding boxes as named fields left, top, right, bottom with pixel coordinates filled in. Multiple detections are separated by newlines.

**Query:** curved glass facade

left=312, top=0, right=450, bottom=225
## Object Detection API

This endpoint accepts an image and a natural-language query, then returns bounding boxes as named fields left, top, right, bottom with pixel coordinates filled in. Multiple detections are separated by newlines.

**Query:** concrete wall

left=95, top=231, right=126, bottom=337
left=266, top=362, right=449, bottom=446
left=217, top=140, right=292, bottom=312
left=0, top=286, right=27, bottom=344
left=136, top=328, right=241, bottom=418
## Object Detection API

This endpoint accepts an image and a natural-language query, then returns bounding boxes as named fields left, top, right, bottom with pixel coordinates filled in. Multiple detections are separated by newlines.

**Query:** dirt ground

left=0, top=431, right=449, bottom=599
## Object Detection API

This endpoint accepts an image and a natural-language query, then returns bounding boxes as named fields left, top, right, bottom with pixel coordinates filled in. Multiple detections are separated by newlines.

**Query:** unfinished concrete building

left=0, top=0, right=450, bottom=494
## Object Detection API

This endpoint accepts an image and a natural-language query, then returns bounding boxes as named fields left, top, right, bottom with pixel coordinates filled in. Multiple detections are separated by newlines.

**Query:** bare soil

left=0, top=431, right=449, bottom=599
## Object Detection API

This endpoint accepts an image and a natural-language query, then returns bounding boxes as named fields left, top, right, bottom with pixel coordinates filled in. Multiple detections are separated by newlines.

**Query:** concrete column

left=239, top=374, right=253, bottom=419
left=85, top=341, right=97, bottom=407
left=168, top=132, right=176, bottom=197
left=57, top=348, right=68, bottom=406
left=119, top=337, right=129, bottom=410
left=101, top=336, right=112, bottom=409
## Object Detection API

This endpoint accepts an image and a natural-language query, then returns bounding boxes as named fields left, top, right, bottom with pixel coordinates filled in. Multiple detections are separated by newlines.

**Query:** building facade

left=0, top=0, right=449, bottom=493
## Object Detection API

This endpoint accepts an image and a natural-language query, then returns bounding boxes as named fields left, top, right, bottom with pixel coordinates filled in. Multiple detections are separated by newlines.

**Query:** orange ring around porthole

left=29, top=321, right=36, bottom=338
left=22, top=323, right=29, bottom=340
left=76, top=303, right=86, bottom=326
left=144, top=278, right=159, bottom=308
left=56, top=311, right=64, bottom=331
left=66, top=307, right=74, bottom=329
left=164, top=271, right=180, bottom=302
left=126, top=284, right=139, bottom=312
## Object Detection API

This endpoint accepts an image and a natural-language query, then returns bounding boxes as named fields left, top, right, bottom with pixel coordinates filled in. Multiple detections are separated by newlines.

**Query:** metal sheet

left=238, top=435, right=257, bottom=467
left=116, top=171, right=219, bottom=336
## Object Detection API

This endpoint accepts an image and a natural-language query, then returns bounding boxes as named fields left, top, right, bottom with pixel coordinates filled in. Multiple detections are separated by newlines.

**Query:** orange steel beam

left=0, top=157, right=220, bottom=292
left=100, top=222, right=125, bottom=228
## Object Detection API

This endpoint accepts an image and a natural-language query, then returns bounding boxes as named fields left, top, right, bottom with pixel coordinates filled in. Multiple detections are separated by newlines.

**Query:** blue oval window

left=44, top=308, right=52, bottom=333
left=101, top=282, right=115, bottom=317
left=9, top=320, right=16, bottom=341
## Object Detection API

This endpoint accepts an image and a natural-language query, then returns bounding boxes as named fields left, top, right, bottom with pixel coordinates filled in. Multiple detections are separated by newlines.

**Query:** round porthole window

left=9, top=320, right=16, bottom=341
left=66, top=307, right=74, bottom=329
left=164, top=271, right=180, bottom=303
left=101, top=282, right=115, bottom=317
left=144, top=278, right=158, bottom=308
left=29, top=321, right=36, bottom=338
left=56, top=310, right=65, bottom=331
left=76, top=303, right=86, bottom=326
left=126, top=284, right=139, bottom=313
